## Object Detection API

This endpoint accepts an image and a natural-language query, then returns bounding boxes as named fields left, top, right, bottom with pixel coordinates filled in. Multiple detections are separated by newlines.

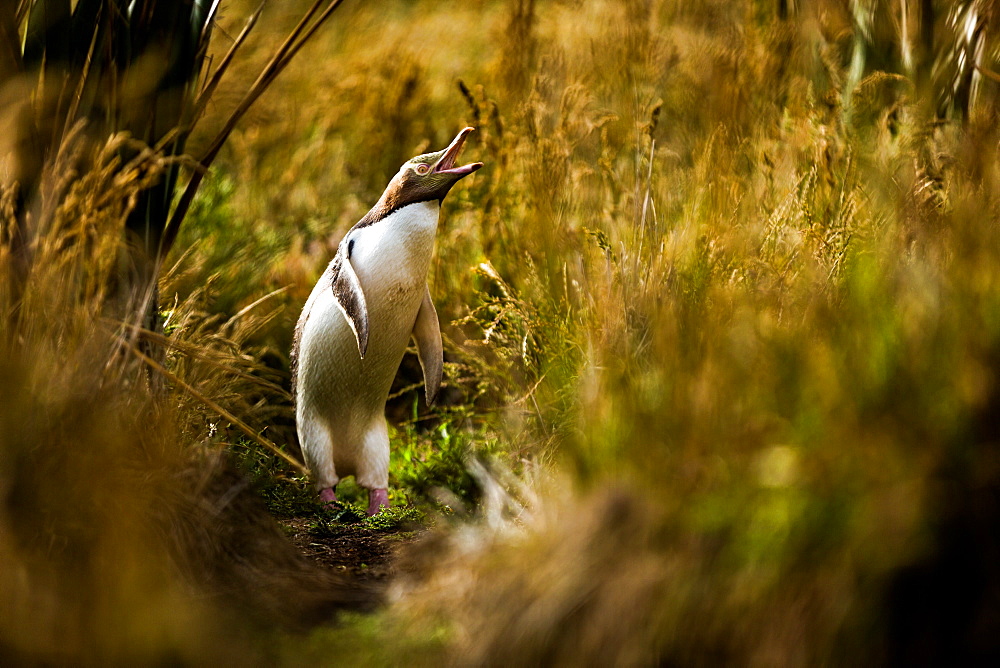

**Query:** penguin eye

left=414, top=163, right=431, bottom=175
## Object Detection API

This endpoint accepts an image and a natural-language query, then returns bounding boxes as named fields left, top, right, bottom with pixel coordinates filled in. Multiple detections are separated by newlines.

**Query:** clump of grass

left=389, top=419, right=506, bottom=511
left=310, top=506, right=424, bottom=536
left=0, top=128, right=377, bottom=661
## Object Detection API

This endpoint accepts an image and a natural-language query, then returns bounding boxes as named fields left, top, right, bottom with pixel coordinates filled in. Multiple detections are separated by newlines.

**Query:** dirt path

left=279, top=517, right=423, bottom=585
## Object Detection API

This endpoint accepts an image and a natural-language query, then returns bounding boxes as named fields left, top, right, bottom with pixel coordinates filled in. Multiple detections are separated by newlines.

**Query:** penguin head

left=385, top=127, right=483, bottom=207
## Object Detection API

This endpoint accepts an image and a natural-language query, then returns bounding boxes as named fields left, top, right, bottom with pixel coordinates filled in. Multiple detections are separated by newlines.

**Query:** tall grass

left=230, top=0, right=997, bottom=663
left=3, top=0, right=1000, bottom=663
left=0, top=105, right=371, bottom=667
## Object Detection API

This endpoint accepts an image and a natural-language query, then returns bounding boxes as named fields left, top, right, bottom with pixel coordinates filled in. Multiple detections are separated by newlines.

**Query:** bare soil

left=278, top=518, right=422, bottom=585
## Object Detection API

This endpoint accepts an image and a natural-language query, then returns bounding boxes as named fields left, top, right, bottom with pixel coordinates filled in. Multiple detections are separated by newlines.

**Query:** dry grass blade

left=190, top=2, right=265, bottom=129
left=164, top=0, right=347, bottom=251
left=199, top=0, right=345, bottom=152
left=974, top=62, right=1000, bottom=83
left=231, top=284, right=288, bottom=318
left=60, top=11, right=101, bottom=142
left=108, top=319, right=292, bottom=400
left=127, top=341, right=307, bottom=475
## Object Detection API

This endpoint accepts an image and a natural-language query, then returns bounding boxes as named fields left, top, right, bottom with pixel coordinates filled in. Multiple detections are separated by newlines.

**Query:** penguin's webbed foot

left=367, top=488, right=390, bottom=516
left=319, top=487, right=337, bottom=506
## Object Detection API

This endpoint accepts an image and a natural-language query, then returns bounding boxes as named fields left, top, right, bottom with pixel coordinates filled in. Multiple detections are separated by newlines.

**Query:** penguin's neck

left=349, top=200, right=439, bottom=282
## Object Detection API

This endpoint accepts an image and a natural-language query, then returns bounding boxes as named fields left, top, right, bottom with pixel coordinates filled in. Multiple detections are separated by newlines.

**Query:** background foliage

left=3, top=0, right=1000, bottom=663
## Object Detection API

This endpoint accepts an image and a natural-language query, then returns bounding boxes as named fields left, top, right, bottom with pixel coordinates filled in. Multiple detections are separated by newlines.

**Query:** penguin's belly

left=296, top=274, right=423, bottom=473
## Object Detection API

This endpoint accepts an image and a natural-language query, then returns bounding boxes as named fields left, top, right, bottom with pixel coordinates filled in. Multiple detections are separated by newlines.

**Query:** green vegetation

left=3, top=0, right=1000, bottom=664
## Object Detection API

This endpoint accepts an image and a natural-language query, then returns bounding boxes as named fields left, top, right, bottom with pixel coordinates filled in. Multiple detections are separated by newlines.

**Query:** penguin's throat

left=351, top=201, right=439, bottom=279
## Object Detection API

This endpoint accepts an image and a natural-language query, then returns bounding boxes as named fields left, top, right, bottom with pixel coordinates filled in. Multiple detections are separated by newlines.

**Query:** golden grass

left=240, top=1, right=996, bottom=662
left=0, top=128, right=375, bottom=661
left=3, top=0, right=1000, bottom=663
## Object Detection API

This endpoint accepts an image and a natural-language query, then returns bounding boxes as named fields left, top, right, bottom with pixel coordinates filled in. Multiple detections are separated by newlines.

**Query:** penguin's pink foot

left=319, top=487, right=337, bottom=505
left=367, top=488, right=390, bottom=516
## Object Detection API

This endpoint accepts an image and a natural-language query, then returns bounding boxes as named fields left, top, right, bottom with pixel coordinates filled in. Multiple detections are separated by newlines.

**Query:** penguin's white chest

left=349, top=201, right=439, bottom=306
left=296, top=201, right=439, bottom=430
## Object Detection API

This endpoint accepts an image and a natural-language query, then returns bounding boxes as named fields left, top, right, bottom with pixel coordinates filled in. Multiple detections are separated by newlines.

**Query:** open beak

left=433, top=127, right=484, bottom=176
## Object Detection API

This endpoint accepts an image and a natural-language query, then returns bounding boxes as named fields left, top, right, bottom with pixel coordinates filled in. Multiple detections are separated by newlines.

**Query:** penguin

left=292, top=127, right=483, bottom=516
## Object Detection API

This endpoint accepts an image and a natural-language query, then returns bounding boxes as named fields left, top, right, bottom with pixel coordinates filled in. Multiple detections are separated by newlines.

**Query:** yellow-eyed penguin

left=292, top=127, right=482, bottom=516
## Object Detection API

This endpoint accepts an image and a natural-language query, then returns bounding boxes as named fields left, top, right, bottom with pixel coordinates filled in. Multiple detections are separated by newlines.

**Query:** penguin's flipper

left=412, top=284, right=443, bottom=405
left=331, top=253, right=370, bottom=358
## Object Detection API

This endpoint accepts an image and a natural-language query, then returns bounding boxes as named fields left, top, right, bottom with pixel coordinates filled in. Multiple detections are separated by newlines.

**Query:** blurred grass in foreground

left=4, top=0, right=1000, bottom=664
